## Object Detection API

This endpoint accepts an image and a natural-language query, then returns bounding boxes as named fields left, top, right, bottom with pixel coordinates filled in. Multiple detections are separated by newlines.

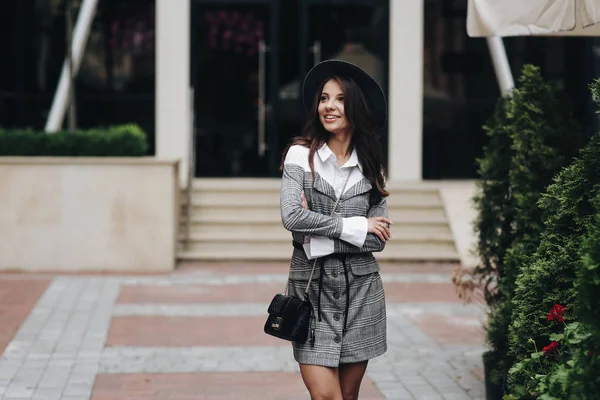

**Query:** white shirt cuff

left=310, top=235, right=335, bottom=258
left=302, top=241, right=316, bottom=260
left=340, top=216, right=368, bottom=247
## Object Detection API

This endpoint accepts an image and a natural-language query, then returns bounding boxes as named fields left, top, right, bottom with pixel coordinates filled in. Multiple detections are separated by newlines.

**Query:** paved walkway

left=0, top=262, right=486, bottom=400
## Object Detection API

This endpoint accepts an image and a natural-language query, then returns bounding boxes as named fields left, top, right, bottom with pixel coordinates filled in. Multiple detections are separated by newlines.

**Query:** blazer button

left=334, top=335, right=341, bottom=343
left=331, top=271, right=339, bottom=278
left=333, top=292, right=340, bottom=300
left=334, top=314, right=341, bottom=321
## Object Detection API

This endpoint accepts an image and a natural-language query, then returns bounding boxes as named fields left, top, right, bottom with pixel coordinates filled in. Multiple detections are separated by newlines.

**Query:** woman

left=280, top=60, right=392, bottom=400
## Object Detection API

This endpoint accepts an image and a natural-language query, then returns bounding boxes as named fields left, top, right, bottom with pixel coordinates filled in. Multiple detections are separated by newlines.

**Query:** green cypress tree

left=566, top=194, right=600, bottom=397
left=472, top=96, right=514, bottom=309
left=472, top=96, right=516, bottom=386
left=507, top=123, right=600, bottom=391
left=475, top=65, right=583, bottom=387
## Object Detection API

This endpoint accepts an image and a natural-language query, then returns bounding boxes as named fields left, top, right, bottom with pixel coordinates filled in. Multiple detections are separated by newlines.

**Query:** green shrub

left=578, top=195, right=600, bottom=347
left=505, top=196, right=600, bottom=399
left=566, top=194, right=600, bottom=397
left=472, top=65, right=582, bottom=386
left=471, top=96, right=516, bottom=386
left=555, top=194, right=600, bottom=398
left=472, top=97, right=515, bottom=308
left=496, top=64, right=583, bottom=378
left=0, top=124, right=148, bottom=156
left=507, top=126, right=600, bottom=392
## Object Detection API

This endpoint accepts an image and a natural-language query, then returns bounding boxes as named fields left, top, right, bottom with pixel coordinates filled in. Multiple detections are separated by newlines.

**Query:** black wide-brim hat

left=302, top=59, right=387, bottom=129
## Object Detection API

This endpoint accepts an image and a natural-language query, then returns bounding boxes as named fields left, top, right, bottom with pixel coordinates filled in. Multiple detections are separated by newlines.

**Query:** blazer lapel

left=341, top=178, right=372, bottom=201
left=313, top=174, right=337, bottom=201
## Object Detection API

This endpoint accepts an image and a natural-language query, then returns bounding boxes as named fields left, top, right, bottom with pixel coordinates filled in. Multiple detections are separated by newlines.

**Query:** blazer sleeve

left=280, top=148, right=344, bottom=238
left=332, top=195, right=389, bottom=254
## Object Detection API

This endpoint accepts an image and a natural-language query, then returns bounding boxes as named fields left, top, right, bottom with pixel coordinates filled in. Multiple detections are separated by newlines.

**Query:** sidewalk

left=0, top=262, right=487, bottom=400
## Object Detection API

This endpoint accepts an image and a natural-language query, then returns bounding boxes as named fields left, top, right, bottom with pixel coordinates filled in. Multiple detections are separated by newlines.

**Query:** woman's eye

left=338, top=97, right=344, bottom=102
left=320, top=96, right=327, bottom=101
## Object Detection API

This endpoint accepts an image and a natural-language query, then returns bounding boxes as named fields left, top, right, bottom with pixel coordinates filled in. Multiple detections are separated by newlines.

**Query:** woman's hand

left=368, top=217, right=393, bottom=242
left=301, top=192, right=309, bottom=209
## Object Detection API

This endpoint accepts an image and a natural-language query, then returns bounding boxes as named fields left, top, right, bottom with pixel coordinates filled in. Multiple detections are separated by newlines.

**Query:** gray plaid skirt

left=287, top=254, right=387, bottom=367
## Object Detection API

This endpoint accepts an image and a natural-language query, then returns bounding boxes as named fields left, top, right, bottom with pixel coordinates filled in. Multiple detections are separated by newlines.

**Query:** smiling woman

left=276, top=60, right=390, bottom=400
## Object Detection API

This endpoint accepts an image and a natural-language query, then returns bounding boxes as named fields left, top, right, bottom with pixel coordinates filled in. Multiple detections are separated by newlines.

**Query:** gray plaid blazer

left=280, top=145, right=389, bottom=280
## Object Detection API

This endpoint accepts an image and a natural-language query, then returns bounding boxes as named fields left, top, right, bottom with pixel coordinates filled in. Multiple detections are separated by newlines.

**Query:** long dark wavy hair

left=280, top=75, right=389, bottom=199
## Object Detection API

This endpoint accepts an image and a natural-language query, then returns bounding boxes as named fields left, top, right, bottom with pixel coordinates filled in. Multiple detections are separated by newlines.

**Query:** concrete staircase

left=178, top=179, right=459, bottom=262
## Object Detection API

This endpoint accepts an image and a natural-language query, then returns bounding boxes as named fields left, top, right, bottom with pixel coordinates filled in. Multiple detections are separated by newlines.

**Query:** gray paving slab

left=1, top=278, right=120, bottom=400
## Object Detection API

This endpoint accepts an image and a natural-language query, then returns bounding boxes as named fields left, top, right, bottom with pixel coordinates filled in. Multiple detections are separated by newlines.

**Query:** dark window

left=423, top=0, right=600, bottom=179
left=0, top=0, right=156, bottom=154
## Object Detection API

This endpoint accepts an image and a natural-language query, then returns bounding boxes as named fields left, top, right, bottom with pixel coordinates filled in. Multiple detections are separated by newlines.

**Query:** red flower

left=542, top=341, right=560, bottom=357
left=546, top=304, right=567, bottom=323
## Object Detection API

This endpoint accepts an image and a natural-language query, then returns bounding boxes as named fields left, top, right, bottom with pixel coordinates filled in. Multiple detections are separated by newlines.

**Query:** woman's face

left=318, top=79, right=351, bottom=135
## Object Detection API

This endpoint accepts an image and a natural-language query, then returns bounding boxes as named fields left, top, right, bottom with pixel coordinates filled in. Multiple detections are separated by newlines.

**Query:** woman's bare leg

left=338, top=361, right=369, bottom=400
left=299, top=364, right=343, bottom=400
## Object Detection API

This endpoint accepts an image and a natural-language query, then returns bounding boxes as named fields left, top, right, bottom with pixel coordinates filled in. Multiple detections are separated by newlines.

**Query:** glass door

left=190, top=0, right=389, bottom=177
left=296, top=0, right=390, bottom=158
left=191, top=0, right=279, bottom=177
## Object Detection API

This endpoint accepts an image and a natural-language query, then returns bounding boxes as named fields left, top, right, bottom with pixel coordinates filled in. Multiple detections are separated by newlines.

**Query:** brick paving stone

left=0, top=278, right=51, bottom=356
left=384, top=283, right=463, bottom=303
left=91, top=372, right=385, bottom=400
left=408, top=315, right=485, bottom=345
left=117, top=283, right=284, bottom=304
left=106, top=316, right=283, bottom=347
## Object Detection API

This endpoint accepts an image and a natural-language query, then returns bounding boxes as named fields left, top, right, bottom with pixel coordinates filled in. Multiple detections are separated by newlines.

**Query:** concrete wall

left=0, top=158, right=179, bottom=272
left=438, top=181, right=479, bottom=269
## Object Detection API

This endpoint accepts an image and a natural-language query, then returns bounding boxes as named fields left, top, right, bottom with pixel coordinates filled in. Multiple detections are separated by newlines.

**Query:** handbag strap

left=301, top=166, right=355, bottom=294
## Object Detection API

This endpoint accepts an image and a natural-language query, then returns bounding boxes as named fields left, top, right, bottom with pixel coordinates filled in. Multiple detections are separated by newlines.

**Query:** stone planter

left=0, top=157, right=179, bottom=272
left=483, top=350, right=505, bottom=400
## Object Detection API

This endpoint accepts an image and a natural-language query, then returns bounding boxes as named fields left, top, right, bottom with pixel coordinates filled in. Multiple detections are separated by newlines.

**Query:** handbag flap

left=268, top=294, right=304, bottom=317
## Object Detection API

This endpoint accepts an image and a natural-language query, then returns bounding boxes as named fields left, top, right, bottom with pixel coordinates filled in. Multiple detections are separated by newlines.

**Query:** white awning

left=467, top=0, right=600, bottom=37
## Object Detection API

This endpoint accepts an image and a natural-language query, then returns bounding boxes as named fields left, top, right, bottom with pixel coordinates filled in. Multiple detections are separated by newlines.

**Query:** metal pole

left=66, top=0, right=77, bottom=130
left=183, top=87, right=196, bottom=251
left=45, top=0, right=99, bottom=132
left=486, top=36, right=515, bottom=98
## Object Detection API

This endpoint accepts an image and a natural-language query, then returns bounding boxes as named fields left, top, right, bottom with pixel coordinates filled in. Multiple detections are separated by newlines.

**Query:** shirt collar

left=317, top=143, right=363, bottom=172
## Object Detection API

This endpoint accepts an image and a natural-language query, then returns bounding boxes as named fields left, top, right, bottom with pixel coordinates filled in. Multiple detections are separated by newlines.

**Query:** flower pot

left=483, top=350, right=505, bottom=400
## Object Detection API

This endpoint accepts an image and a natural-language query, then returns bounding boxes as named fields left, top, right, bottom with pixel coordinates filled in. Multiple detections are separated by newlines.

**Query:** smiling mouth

left=323, top=115, right=339, bottom=121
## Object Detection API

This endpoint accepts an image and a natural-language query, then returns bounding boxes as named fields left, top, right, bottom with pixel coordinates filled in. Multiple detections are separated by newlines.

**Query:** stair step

left=182, top=196, right=443, bottom=208
left=182, top=208, right=448, bottom=224
left=178, top=242, right=459, bottom=261
left=180, top=222, right=453, bottom=233
left=189, top=178, right=443, bottom=192
left=178, top=226, right=454, bottom=242
left=178, top=240, right=458, bottom=254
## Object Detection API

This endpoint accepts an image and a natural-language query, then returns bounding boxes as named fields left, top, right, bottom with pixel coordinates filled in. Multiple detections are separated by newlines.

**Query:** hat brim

left=302, top=60, right=387, bottom=129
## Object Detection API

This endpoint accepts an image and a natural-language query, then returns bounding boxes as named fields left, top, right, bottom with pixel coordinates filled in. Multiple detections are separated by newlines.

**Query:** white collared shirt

left=301, top=143, right=368, bottom=259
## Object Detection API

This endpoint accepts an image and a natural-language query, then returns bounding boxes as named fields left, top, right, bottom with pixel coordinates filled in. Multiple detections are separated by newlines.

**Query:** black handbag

left=264, top=288, right=315, bottom=344
left=264, top=167, right=354, bottom=345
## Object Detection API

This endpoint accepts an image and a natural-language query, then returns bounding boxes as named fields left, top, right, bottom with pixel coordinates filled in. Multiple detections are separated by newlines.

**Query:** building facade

left=2, top=0, right=599, bottom=185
